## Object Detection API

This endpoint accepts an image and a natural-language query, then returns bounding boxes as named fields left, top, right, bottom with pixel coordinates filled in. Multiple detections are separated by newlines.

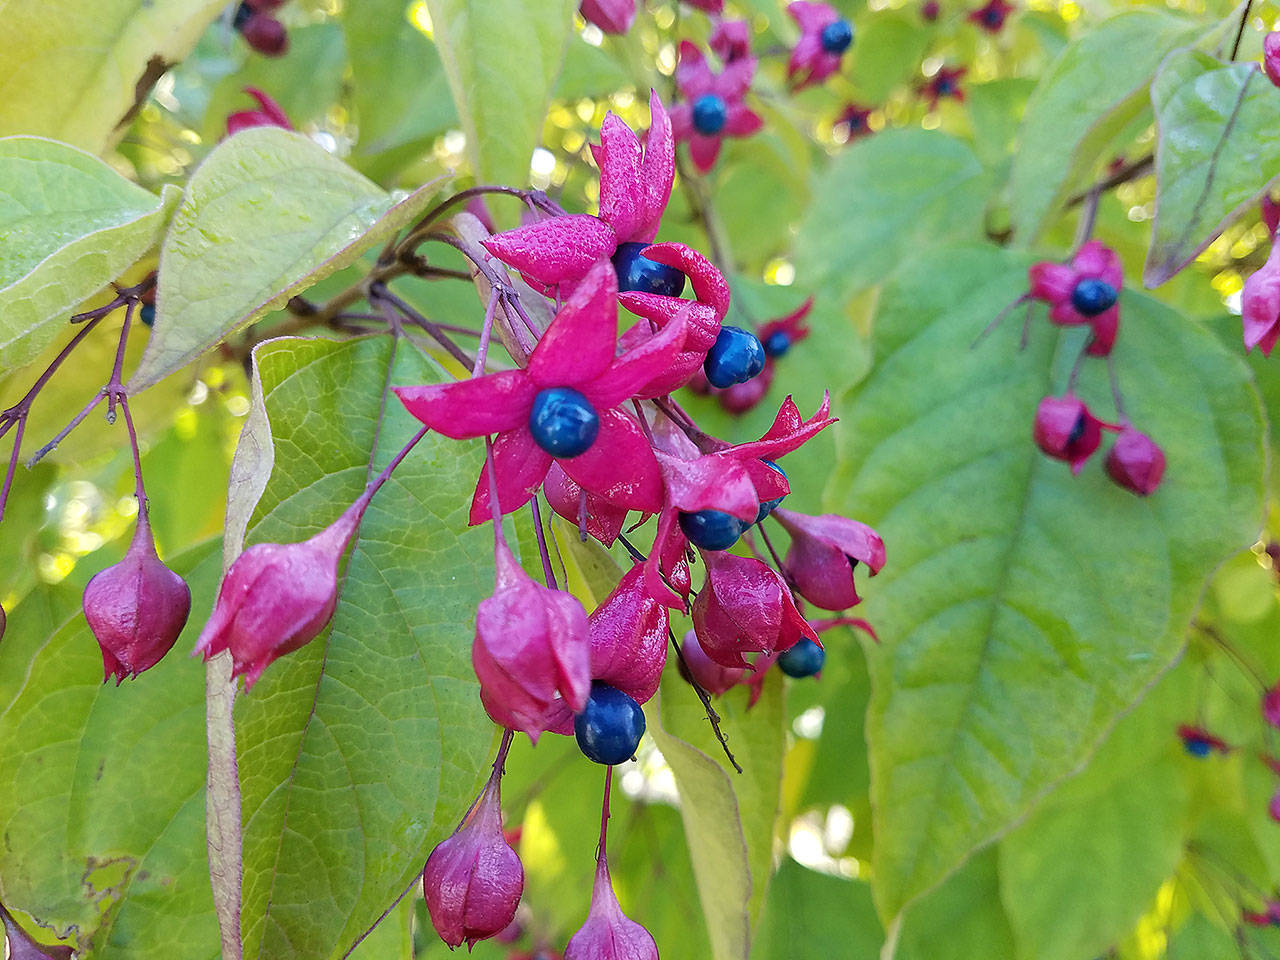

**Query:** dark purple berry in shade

left=1070, top=277, right=1117, bottom=316
left=612, top=241, right=686, bottom=297
left=233, top=1, right=254, bottom=29
left=241, top=13, right=289, bottom=56
left=679, top=509, right=748, bottom=551
left=704, top=326, right=766, bottom=388
left=820, top=19, right=854, bottom=54
left=692, top=94, right=728, bottom=136
left=139, top=303, right=156, bottom=328
left=529, top=387, right=600, bottom=458
left=574, top=682, right=646, bottom=765
left=777, top=637, right=825, bottom=678
left=755, top=459, right=787, bottom=523
left=763, top=329, right=792, bottom=358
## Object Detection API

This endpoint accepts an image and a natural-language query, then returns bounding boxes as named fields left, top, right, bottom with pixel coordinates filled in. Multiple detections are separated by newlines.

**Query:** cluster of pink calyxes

left=233, top=0, right=289, bottom=57
left=1004, top=241, right=1166, bottom=495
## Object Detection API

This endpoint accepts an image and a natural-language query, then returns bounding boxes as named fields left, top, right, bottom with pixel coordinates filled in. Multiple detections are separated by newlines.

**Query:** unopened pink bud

left=83, top=515, right=191, bottom=683
left=677, top=628, right=745, bottom=695
left=473, top=539, right=591, bottom=740
left=193, top=503, right=362, bottom=689
left=587, top=565, right=668, bottom=705
left=1104, top=427, right=1165, bottom=496
left=423, top=774, right=524, bottom=949
left=692, top=549, right=811, bottom=668
left=773, top=508, right=885, bottom=612
left=564, top=857, right=658, bottom=960
left=1264, top=682, right=1280, bottom=728
left=1265, top=32, right=1280, bottom=88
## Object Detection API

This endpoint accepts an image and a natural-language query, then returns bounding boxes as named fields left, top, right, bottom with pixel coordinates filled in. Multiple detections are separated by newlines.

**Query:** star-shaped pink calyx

left=787, top=2, right=855, bottom=91
left=670, top=41, right=763, bottom=173
left=483, top=90, right=674, bottom=294
left=393, top=261, right=688, bottom=524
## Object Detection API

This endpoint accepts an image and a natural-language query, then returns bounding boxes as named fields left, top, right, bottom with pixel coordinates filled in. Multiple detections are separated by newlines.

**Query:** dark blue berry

left=1184, top=737, right=1211, bottom=758
left=692, top=94, right=728, bottom=136
left=233, top=1, right=254, bottom=29
left=755, top=459, right=787, bottom=523
left=935, top=77, right=955, bottom=96
left=777, top=638, right=825, bottom=678
left=679, top=509, right=747, bottom=551
left=1070, top=277, right=1117, bottom=317
left=529, top=387, right=599, bottom=458
left=139, top=303, right=156, bottom=328
left=575, top=683, right=646, bottom=765
left=981, top=7, right=1002, bottom=26
left=820, top=19, right=854, bottom=54
left=704, top=326, right=766, bottom=389
left=612, top=242, right=686, bottom=298
left=762, top=330, right=791, bottom=358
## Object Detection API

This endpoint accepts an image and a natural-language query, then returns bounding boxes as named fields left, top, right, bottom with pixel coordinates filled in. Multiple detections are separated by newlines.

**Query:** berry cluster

left=233, top=0, right=289, bottom=58
left=1010, top=241, right=1166, bottom=495
left=167, top=93, right=886, bottom=952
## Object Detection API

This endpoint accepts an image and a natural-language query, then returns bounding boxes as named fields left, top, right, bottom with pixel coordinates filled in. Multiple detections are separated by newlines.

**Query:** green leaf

left=647, top=670, right=785, bottom=960
left=226, top=335, right=497, bottom=960
left=794, top=130, right=987, bottom=303
left=1145, top=50, right=1280, bottom=286
left=0, top=545, right=223, bottom=958
left=0, top=0, right=226, bottom=153
left=129, top=129, right=446, bottom=391
left=845, top=12, right=932, bottom=105
left=424, top=0, right=576, bottom=195
left=1007, top=10, right=1200, bottom=244
left=828, top=245, right=1265, bottom=925
left=895, top=849, right=1015, bottom=960
left=344, top=0, right=458, bottom=180
left=752, top=861, right=883, bottom=960
left=0, top=138, right=178, bottom=376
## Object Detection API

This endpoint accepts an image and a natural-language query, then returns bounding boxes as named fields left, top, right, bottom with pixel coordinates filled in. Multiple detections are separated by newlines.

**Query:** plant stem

left=596, top=765, right=613, bottom=861
left=529, top=496, right=559, bottom=590
left=669, top=629, right=743, bottom=774
left=1231, top=0, right=1255, bottom=60
left=369, top=284, right=475, bottom=369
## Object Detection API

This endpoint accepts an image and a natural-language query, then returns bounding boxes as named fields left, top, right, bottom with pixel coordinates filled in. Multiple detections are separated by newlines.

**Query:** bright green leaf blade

left=794, top=130, right=987, bottom=303
left=227, top=336, right=495, bottom=960
left=647, top=671, right=785, bottom=960
left=1145, top=50, right=1280, bottom=286
left=1007, top=10, right=1200, bottom=244
left=828, top=246, right=1265, bottom=924
left=752, top=860, right=883, bottom=960
left=845, top=12, right=932, bottom=105
left=0, top=544, right=223, bottom=958
left=894, top=848, right=1015, bottom=960
left=0, top=138, right=177, bottom=376
left=424, top=0, right=576, bottom=195
left=130, top=129, right=446, bottom=392
left=0, top=0, right=226, bottom=153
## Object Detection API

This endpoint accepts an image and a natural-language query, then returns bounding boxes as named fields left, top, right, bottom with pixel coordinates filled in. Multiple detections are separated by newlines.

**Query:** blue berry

left=139, top=303, right=156, bottom=328
left=529, top=387, right=599, bottom=458
left=575, top=683, right=646, bottom=765
left=777, top=638, right=825, bottom=678
left=819, top=19, right=854, bottom=54
left=233, top=1, right=254, bottom=29
left=612, top=242, right=686, bottom=297
left=1070, top=277, right=1117, bottom=316
left=679, top=509, right=747, bottom=551
left=692, top=94, right=728, bottom=136
left=704, top=326, right=766, bottom=388
left=762, top=330, right=792, bottom=358
left=1184, top=737, right=1211, bottom=758
left=935, top=77, right=955, bottom=96
left=755, top=459, right=787, bottom=523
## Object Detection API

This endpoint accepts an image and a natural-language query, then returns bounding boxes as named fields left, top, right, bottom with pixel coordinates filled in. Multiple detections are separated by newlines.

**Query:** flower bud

left=692, top=549, right=811, bottom=668
left=1266, top=31, right=1280, bottom=88
left=1242, top=242, right=1280, bottom=356
left=1104, top=427, right=1165, bottom=496
left=193, top=503, right=361, bottom=689
left=1032, top=394, right=1112, bottom=474
left=1270, top=791, right=1280, bottom=824
left=1264, top=682, right=1280, bottom=729
left=226, top=86, right=293, bottom=136
left=772, top=509, right=885, bottom=611
left=586, top=565, right=668, bottom=705
left=716, top=361, right=774, bottom=415
left=564, top=857, right=659, bottom=960
left=677, top=628, right=745, bottom=695
left=84, top=515, right=192, bottom=683
left=473, top=538, right=591, bottom=740
left=423, top=772, right=524, bottom=949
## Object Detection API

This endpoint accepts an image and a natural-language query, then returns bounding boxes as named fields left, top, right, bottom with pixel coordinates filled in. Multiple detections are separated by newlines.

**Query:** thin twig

left=670, top=629, right=742, bottom=774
